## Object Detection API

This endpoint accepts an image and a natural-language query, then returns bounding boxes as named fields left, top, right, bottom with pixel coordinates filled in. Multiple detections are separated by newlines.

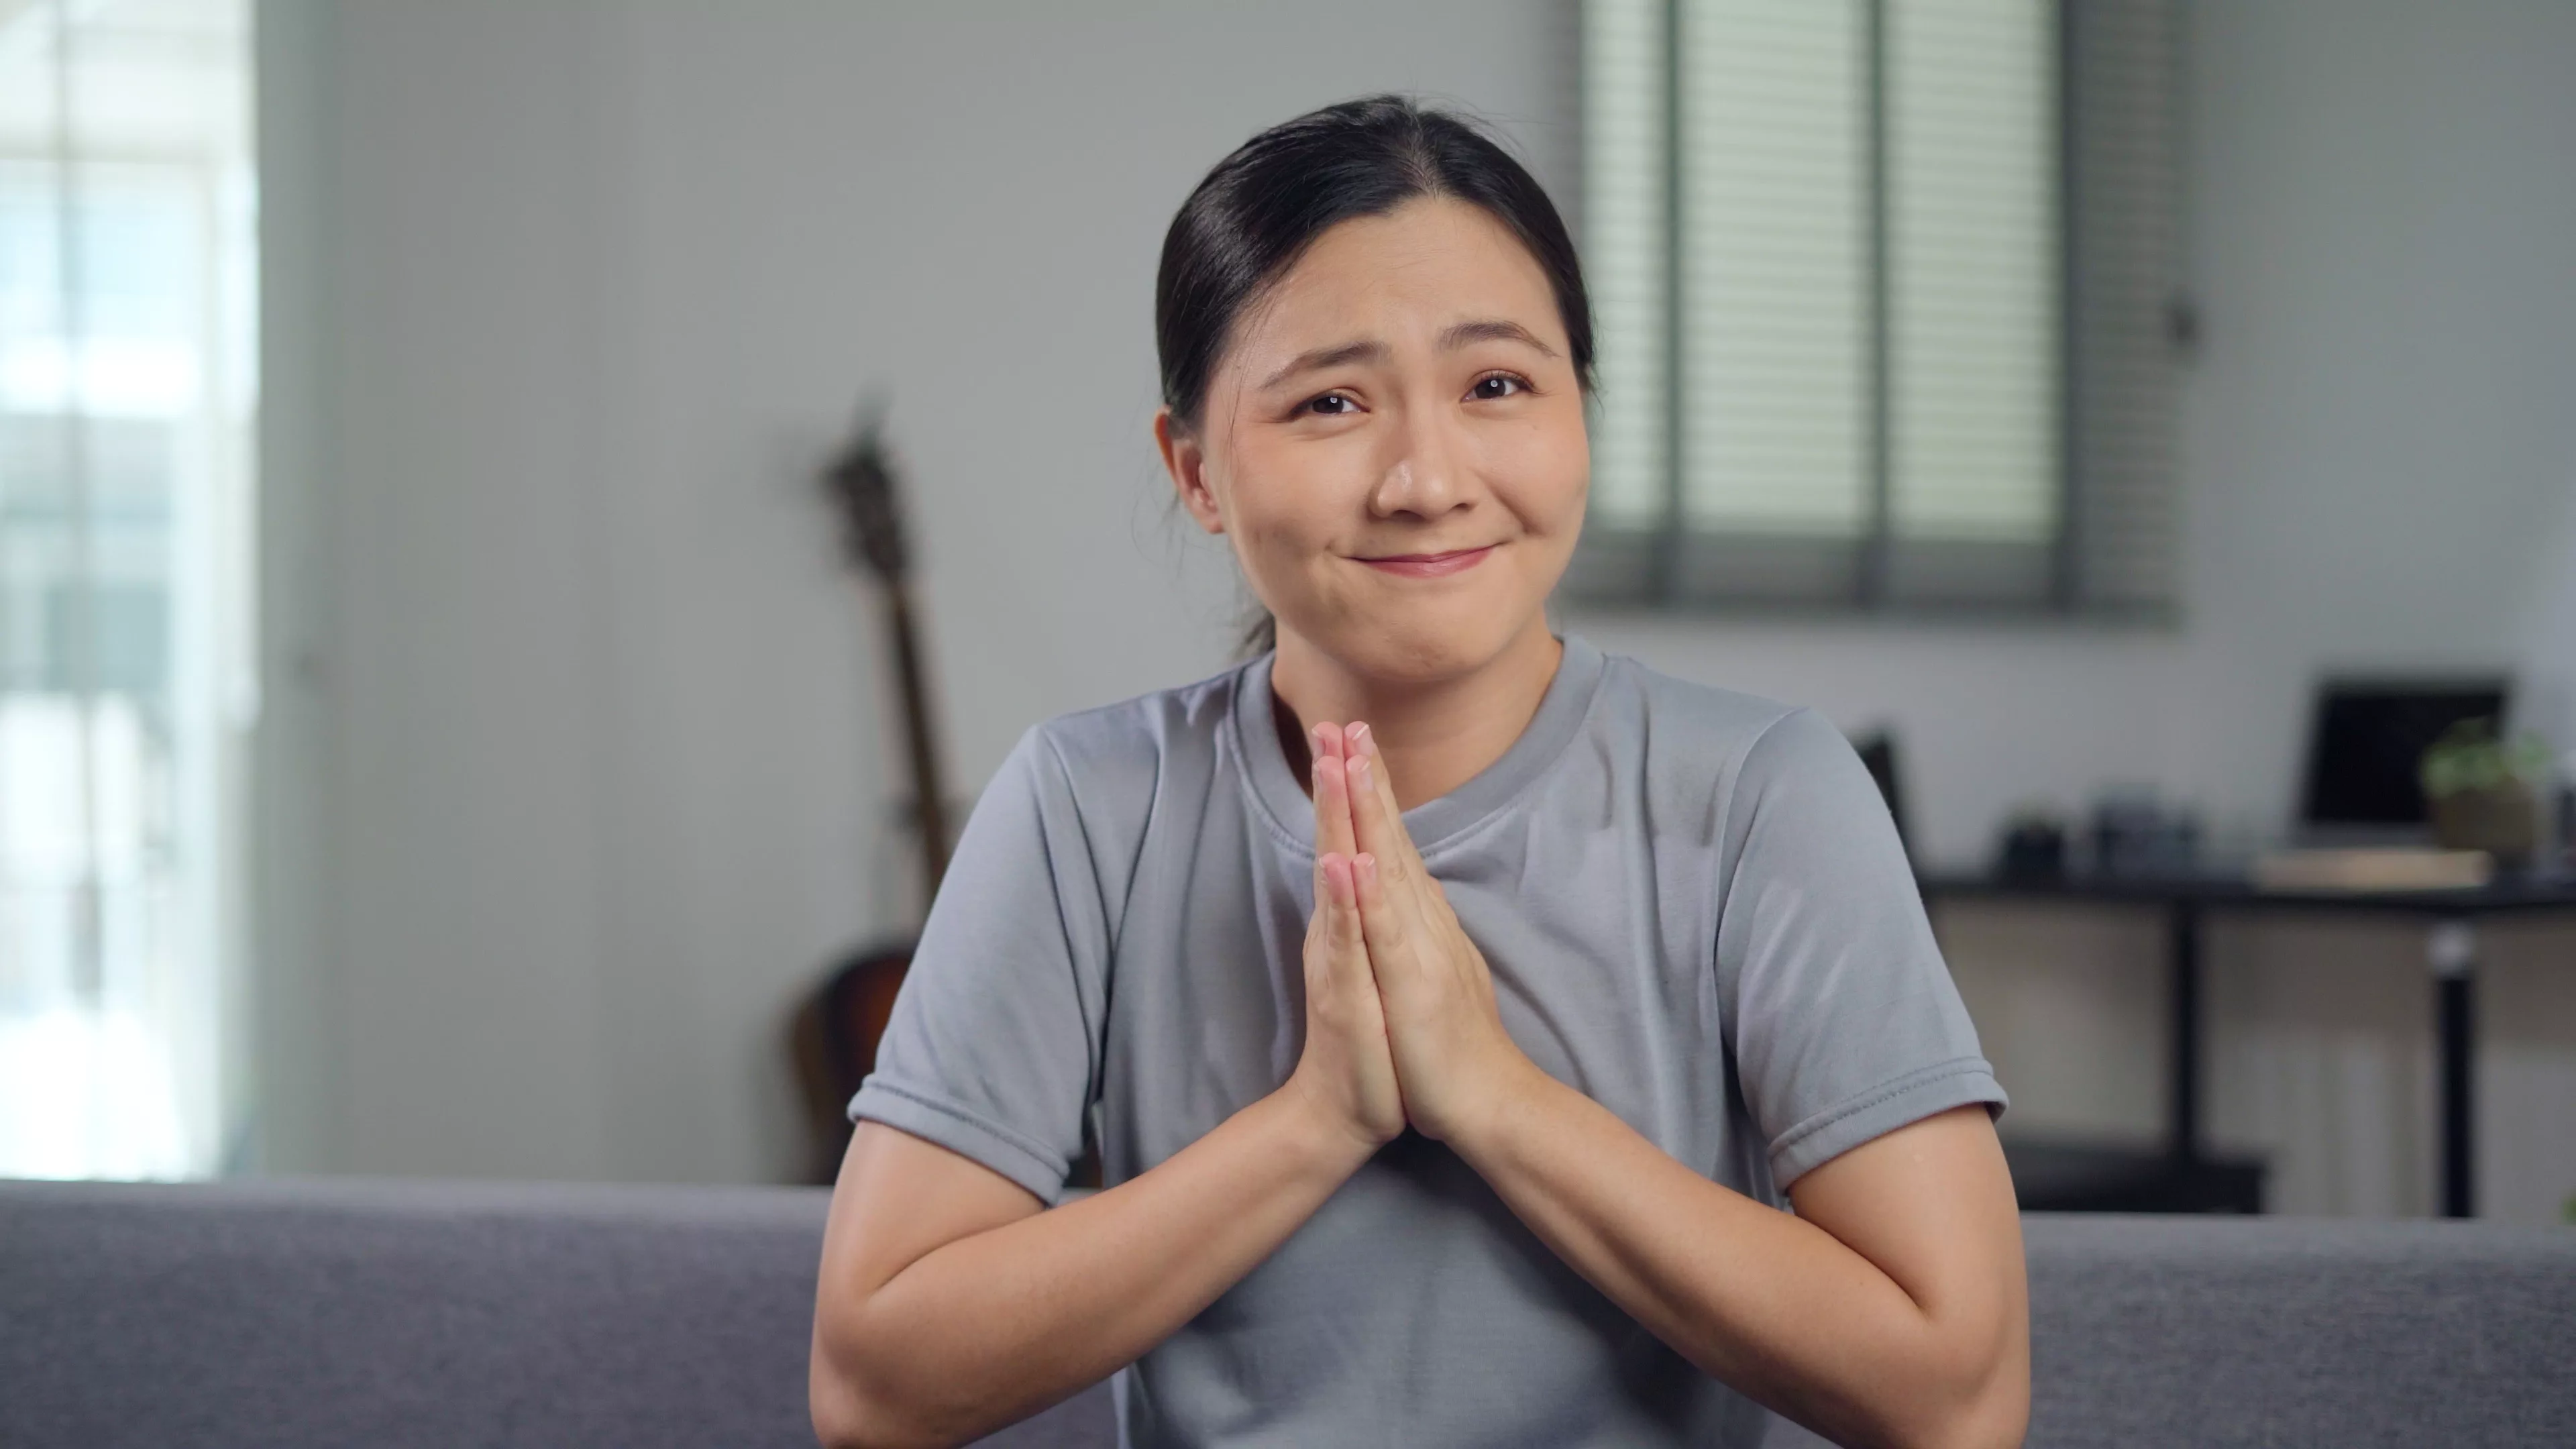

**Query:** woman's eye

left=1305, top=393, right=1357, bottom=416
left=1470, top=374, right=1529, bottom=400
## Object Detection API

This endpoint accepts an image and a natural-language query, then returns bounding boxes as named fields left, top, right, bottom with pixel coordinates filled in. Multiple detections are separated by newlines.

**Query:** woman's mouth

left=1354, top=545, right=1497, bottom=578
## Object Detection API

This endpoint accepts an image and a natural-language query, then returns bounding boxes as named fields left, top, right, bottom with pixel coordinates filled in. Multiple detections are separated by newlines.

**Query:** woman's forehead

left=1234, top=198, right=1565, bottom=361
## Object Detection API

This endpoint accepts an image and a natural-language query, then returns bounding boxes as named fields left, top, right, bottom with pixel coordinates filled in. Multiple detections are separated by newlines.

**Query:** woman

left=811, top=97, right=2027, bottom=1449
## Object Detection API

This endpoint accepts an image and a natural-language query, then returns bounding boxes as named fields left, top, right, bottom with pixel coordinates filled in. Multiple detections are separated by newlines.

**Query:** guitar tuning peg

left=822, top=398, right=910, bottom=582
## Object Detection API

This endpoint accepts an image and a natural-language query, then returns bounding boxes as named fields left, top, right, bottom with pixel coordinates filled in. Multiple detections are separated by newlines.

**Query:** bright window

left=0, top=0, right=256, bottom=1179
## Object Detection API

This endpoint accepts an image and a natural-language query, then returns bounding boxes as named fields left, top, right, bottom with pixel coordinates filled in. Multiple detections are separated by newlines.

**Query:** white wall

left=256, top=0, right=2576, bottom=1216
left=253, top=0, right=1577, bottom=1184
left=2520, top=482, right=2576, bottom=756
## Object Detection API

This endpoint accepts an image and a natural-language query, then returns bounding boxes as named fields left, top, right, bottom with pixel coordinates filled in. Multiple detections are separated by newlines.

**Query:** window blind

left=1576, top=0, right=2184, bottom=615
left=2063, top=0, right=2185, bottom=613
left=1581, top=0, right=1669, bottom=534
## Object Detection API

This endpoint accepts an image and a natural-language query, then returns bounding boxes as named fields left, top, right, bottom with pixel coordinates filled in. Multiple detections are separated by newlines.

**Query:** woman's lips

left=1355, top=544, right=1497, bottom=578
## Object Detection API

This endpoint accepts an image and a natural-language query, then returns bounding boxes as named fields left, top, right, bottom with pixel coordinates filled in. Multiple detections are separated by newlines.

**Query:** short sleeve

left=1715, top=708, right=2005, bottom=1188
left=849, top=726, right=1110, bottom=1205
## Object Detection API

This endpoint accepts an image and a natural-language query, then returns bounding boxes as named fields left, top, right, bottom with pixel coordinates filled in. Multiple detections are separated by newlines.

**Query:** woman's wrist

left=1265, top=1073, right=1389, bottom=1183
left=1439, top=1052, right=1562, bottom=1171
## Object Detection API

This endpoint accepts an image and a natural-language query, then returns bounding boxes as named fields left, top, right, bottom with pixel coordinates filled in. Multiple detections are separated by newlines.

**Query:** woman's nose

left=1369, top=409, right=1474, bottom=519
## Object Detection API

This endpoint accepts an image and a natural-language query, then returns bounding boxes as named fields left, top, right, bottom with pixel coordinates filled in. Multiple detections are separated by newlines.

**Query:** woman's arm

left=1338, top=726, right=2028, bottom=1449
left=811, top=730, right=1403, bottom=1449
left=810, top=1099, right=1374, bottom=1449
left=1450, top=1089, right=2028, bottom=1449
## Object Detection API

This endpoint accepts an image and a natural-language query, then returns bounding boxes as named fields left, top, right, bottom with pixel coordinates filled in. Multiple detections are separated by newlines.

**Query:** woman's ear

left=1155, top=408, right=1227, bottom=536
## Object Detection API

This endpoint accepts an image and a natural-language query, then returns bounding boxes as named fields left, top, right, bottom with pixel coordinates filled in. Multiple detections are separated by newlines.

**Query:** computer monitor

left=2298, top=678, right=2510, bottom=832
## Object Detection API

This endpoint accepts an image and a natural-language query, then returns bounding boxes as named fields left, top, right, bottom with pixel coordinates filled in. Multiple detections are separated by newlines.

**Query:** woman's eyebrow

left=1258, top=339, right=1389, bottom=390
left=1438, top=318, right=1559, bottom=357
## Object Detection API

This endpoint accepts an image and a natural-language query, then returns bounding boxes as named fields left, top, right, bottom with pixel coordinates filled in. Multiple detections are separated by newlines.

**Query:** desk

left=1918, top=869, right=2576, bottom=1217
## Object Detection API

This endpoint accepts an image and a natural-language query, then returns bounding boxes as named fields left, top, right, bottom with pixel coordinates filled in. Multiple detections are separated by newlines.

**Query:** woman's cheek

left=1497, top=466, right=1589, bottom=540
left=1237, top=502, right=1334, bottom=613
left=1478, top=416, right=1588, bottom=521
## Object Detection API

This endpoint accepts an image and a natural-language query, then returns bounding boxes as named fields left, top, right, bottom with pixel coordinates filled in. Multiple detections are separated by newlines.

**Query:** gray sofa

left=4, top=1177, right=2571, bottom=1448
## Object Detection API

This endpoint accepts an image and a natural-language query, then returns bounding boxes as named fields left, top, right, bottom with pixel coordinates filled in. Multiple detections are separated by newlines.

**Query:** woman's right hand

left=1283, top=722, right=1407, bottom=1153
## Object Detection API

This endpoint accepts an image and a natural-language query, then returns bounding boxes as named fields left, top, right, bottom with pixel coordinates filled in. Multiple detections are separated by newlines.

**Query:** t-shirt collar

left=1234, top=632, right=1608, bottom=859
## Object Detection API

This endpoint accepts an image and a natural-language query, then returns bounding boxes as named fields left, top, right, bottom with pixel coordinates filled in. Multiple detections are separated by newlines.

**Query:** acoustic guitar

left=790, top=407, right=953, bottom=1185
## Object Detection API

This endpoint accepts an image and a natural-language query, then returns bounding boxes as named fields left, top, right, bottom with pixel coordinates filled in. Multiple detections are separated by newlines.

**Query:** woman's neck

left=1269, top=617, right=1565, bottom=810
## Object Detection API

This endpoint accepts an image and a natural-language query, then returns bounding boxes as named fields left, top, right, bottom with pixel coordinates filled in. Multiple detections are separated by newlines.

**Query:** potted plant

left=2418, top=717, right=2550, bottom=865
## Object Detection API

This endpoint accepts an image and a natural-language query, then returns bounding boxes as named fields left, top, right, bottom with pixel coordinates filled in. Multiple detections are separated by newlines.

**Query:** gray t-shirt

left=851, top=634, right=2004, bottom=1448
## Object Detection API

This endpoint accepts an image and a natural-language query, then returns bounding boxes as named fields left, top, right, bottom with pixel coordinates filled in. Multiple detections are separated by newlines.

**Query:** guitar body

left=790, top=940, right=911, bottom=1185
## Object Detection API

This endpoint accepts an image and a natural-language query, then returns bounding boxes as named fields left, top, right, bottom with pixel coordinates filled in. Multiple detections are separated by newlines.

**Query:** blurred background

left=3, top=0, right=2571, bottom=1224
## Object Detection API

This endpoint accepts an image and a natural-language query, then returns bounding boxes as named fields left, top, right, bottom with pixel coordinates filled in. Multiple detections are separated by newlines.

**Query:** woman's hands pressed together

left=1298, top=720, right=1546, bottom=1148
left=1283, top=723, right=1408, bottom=1152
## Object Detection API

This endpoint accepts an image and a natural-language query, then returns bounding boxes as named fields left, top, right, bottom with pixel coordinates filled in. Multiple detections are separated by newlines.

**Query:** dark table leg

left=2430, top=919, right=2477, bottom=1218
left=2168, top=902, right=2204, bottom=1161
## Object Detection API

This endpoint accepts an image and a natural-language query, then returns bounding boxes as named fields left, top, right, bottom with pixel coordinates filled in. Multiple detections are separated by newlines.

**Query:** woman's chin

left=1319, top=610, right=1544, bottom=688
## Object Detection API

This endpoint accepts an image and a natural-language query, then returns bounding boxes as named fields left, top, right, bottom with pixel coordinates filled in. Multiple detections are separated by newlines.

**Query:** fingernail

left=1349, top=722, right=1371, bottom=751
left=1350, top=756, right=1369, bottom=786
left=1356, top=853, right=1377, bottom=885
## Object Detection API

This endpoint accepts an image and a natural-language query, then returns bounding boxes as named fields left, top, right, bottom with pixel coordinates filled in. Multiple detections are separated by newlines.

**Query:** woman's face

left=1160, top=196, right=1589, bottom=684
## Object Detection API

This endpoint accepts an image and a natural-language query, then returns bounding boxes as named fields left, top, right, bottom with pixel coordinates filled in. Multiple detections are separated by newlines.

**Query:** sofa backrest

left=3, top=1178, right=2571, bottom=1448
left=2021, top=1212, right=2574, bottom=1447
left=1, top=1179, right=883, bottom=1449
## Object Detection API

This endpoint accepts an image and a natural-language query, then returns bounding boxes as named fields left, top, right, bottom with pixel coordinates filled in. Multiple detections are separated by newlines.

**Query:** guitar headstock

left=820, top=399, right=908, bottom=585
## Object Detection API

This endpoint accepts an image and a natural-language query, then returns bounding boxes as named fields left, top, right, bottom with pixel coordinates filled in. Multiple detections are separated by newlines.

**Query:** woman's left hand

left=1341, top=723, right=1544, bottom=1146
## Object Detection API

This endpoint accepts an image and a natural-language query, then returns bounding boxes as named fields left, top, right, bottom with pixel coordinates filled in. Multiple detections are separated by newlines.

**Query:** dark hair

left=1158, top=95, right=1594, bottom=431
left=1155, top=96, right=1595, bottom=654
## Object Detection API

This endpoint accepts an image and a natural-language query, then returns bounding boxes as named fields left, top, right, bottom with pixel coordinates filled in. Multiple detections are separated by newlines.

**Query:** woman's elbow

left=809, top=1324, right=955, bottom=1449
left=810, top=1372, right=959, bottom=1449
left=810, top=1346, right=888, bottom=1449
left=808, top=1361, right=873, bottom=1449
left=1850, top=1301, right=2026, bottom=1449
left=1904, top=1333, right=2029, bottom=1449
left=1917, top=1380, right=2029, bottom=1449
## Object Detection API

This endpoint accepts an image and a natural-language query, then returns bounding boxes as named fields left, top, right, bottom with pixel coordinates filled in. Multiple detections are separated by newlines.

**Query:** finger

left=1313, top=754, right=1360, bottom=863
left=1312, top=720, right=1345, bottom=766
left=1307, top=722, right=1344, bottom=892
left=1348, top=753, right=1453, bottom=962
left=1354, top=853, right=1428, bottom=1006
left=1319, top=852, right=1371, bottom=998
left=1344, top=752, right=1417, bottom=893
left=1323, top=851, right=1364, bottom=951
left=1307, top=849, right=1341, bottom=947
left=1345, top=722, right=1429, bottom=876
left=1353, top=851, right=1411, bottom=962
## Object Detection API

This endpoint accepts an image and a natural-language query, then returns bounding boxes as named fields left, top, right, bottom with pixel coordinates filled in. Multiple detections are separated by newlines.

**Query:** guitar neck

left=879, top=580, right=951, bottom=915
